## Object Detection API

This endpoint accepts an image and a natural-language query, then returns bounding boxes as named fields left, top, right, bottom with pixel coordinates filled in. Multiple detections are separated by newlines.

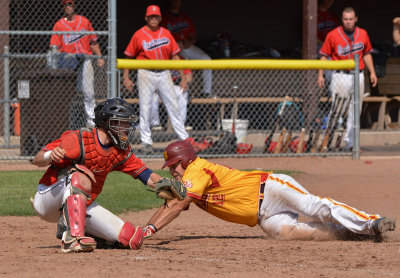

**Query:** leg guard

left=60, top=194, right=96, bottom=253
left=118, top=222, right=144, bottom=250
left=70, top=171, right=91, bottom=199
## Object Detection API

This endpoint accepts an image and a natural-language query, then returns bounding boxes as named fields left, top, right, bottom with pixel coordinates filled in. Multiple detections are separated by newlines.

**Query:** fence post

left=50, top=45, right=58, bottom=69
left=353, top=54, right=360, bottom=159
left=3, top=46, right=10, bottom=147
left=108, top=0, right=117, bottom=98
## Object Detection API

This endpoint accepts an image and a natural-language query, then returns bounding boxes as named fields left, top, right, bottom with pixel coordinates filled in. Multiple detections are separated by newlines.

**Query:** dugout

left=17, top=69, right=77, bottom=156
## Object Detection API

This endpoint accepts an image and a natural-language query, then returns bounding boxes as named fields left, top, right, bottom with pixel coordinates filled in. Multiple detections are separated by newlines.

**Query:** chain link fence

left=117, top=61, right=359, bottom=158
left=0, top=0, right=358, bottom=160
left=0, top=0, right=112, bottom=160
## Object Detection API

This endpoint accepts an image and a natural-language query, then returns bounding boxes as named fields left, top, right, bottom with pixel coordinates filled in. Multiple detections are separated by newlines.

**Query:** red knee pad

left=71, top=172, right=91, bottom=198
left=118, top=222, right=144, bottom=250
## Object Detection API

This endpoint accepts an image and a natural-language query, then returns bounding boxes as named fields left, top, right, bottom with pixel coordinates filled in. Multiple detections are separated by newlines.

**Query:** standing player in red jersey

left=317, top=0, right=338, bottom=47
left=161, top=0, right=212, bottom=98
left=31, top=98, right=163, bottom=253
left=50, top=0, right=104, bottom=129
left=318, top=7, right=377, bottom=151
left=123, top=5, right=189, bottom=155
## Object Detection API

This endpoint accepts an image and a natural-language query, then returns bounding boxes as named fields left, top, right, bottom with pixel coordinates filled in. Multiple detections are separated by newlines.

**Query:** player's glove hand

left=143, top=224, right=157, bottom=239
left=155, top=178, right=186, bottom=200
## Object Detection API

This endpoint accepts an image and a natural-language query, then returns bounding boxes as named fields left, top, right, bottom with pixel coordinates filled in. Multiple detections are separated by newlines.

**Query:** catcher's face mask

left=108, top=116, right=136, bottom=150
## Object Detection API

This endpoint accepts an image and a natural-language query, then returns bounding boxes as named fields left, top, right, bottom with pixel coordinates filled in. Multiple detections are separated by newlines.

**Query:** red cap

left=62, top=0, right=74, bottom=5
left=146, top=5, right=161, bottom=17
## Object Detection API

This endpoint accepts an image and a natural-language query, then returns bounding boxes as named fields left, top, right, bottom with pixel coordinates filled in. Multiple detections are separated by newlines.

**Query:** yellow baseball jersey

left=183, top=158, right=270, bottom=226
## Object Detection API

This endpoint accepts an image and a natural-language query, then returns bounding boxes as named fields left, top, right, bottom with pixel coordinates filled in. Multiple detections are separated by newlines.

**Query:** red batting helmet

left=162, top=140, right=197, bottom=169
left=289, top=137, right=307, bottom=153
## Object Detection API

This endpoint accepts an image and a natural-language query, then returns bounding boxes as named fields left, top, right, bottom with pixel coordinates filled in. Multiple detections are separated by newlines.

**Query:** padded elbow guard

left=117, top=222, right=144, bottom=250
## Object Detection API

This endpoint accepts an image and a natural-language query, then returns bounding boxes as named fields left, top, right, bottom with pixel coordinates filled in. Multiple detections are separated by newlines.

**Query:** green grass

left=0, top=168, right=300, bottom=216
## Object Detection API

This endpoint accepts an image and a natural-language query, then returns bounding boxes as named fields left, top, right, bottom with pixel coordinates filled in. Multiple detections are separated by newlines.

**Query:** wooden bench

left=365, top=57, right=400, bottom=129
left=362, top=96, right=391, bottom=130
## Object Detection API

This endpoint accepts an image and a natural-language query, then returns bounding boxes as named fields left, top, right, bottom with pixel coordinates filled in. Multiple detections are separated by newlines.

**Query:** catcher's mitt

left=155, top=178, right=186, bottom=200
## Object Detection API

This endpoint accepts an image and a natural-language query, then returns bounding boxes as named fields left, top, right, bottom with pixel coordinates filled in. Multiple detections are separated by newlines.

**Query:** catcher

left=143, top=140, right=396, bottom=241
left=31, top=98, right=181, bottom=253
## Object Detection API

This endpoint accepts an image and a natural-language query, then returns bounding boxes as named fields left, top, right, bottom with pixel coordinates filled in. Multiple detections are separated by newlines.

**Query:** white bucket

left=221, top=119, right=249, bottom=143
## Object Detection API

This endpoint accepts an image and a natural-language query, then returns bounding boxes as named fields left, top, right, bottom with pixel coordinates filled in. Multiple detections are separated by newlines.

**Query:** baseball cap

left=146, top=5, right=161, bottom=17
left=62, top=0, right=74, bottom=5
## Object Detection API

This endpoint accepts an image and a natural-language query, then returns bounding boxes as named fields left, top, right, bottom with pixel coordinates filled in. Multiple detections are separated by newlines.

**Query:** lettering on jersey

left=166, top=22, right=190, bottom=34
left=143, top=38, right=170, bottom=51
left=211, top=194, right=225, bottom=206
left=183, top=179, right=193, bottom=189
left=337, top=42, right=364, bottom=56
left=63, top=31, right=86, bottom=45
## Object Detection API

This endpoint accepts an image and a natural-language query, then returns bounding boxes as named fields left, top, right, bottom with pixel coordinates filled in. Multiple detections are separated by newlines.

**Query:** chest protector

left=66, top=129, right=132, bottom=201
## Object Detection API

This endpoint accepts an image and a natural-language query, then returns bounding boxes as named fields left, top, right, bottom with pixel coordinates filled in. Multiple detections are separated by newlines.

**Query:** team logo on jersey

left=166, top=22, right=190, bottom=34
left=143, top=38, right=169, bottom=51
left=183, top=179, right=193, bottom=188
left=337, top=42, right=364, bottom=56
left=63, top=33, right=85, bottom=45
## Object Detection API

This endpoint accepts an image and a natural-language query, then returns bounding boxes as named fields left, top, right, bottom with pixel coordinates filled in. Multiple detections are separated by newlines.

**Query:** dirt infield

left=1, top=156, right=399, bottom=277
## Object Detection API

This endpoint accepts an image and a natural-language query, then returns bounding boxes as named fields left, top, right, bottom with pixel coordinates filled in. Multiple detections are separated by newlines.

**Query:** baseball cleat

left=372, top=217, right=396, bottom=235
left=61, top=237, right=96, bottom=253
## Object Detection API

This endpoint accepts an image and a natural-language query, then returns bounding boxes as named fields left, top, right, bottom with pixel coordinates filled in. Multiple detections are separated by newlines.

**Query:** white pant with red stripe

left=258, top=174, right=380, bottom=239
left=32, top=175, right=125, bottom=243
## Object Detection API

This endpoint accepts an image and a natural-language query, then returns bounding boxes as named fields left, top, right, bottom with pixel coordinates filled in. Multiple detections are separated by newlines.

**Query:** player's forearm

left=151, top=199, right=186, bottom=231
left=32, top=150, right=51, bottom=167
left=318, top=56, right=328, bottom=78
left=146, top=173, right=162, bottom=189
left=393, top=26, right=400, bottom=46
left=363, top=54, right=376, bottom=76
left=123, top=69, right=130, bottom=80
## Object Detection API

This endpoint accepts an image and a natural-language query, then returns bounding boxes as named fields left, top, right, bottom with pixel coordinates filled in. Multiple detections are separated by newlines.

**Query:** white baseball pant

left=32, top=175, right=125, bottom=243
left=329, top=71, right=365, bottom=149
left=258, top=174, right=380, bottom=240
left=77, top=58, right=96, bottom=126
left=150, top=85, right=189, bottom=126
left=180, top=45, right=212, bottom=95
left=137, top=69, right=188, bottom=146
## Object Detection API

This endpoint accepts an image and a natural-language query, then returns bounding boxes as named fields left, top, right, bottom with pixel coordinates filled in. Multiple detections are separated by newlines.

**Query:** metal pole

left=353, top=54, right=360, bottom=159
left=3, top=46, right=10, bottom=147
left=108, top=0, right=117, bottom=98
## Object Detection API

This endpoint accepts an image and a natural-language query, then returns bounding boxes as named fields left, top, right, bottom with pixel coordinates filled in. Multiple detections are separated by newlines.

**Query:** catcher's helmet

left=94, top=98, right=138, bottom=150
left=162, top=140, right=197, bottom=169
